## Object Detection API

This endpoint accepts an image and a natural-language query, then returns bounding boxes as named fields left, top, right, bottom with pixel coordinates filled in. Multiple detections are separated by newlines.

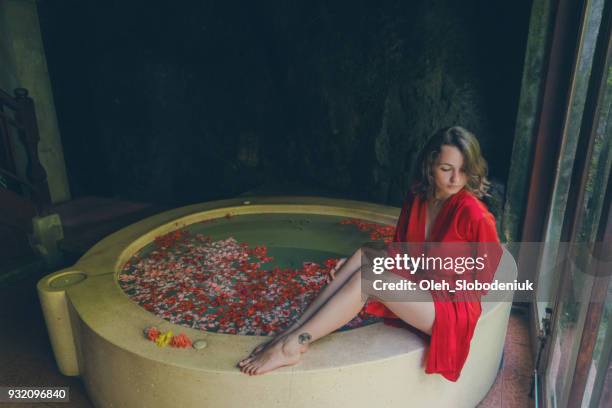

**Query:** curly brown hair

left=412, top=126, right=490, bottom=199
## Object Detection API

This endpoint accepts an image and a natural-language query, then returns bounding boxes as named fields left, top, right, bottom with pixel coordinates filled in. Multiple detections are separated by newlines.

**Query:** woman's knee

left=354, top=247, right=363, bottom=259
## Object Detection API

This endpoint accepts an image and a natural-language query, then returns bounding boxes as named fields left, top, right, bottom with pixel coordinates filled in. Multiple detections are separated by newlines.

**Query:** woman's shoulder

left=452, top=190, right=499, bottom=241
left=453, top=189, right=494, bottom=223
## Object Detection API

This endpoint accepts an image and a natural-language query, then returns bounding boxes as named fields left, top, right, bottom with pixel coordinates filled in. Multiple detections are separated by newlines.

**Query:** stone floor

left=1, top=271, right=534, bottom=408
left=477, top=309, right=535, bottom=407
left=0, top=271, right=93, bottom=408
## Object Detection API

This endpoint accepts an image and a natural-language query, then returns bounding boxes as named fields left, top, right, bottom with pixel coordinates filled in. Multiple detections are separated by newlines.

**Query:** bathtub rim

left=37, top=195, right=514, bottom=376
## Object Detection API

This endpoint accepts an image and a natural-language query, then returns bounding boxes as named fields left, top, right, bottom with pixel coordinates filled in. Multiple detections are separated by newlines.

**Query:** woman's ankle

left=284, top=332, right=311, bottom=354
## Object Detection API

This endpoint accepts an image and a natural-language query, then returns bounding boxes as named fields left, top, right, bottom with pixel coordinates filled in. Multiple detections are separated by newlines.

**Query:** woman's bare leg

left=238, top=248, right=363, bottom=365
left=278, top=248, right=363, bottom=327
left=373, top=271, right=435, bottom=336
left=241, top=267, right=367, bottom=375
left=240, top=269, right=435, bottom=375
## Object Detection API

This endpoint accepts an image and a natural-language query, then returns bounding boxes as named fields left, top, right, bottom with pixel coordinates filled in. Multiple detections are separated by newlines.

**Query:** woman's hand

left=326, top=257, right=347, bottom=283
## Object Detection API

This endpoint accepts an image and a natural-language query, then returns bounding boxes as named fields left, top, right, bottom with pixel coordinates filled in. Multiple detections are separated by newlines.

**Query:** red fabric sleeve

left=471, top=215, right=503, bottom=296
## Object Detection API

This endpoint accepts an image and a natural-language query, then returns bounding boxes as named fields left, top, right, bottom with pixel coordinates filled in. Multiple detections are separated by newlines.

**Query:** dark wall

left=38, top=0, right=532, bottom=208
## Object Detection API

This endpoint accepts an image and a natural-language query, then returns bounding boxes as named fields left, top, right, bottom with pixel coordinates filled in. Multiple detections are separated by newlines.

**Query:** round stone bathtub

left=37, top=196, right=516, bottom=408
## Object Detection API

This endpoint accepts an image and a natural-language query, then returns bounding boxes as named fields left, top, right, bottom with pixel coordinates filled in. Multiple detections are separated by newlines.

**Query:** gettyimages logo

left=358, top=242, right=608, bottom=303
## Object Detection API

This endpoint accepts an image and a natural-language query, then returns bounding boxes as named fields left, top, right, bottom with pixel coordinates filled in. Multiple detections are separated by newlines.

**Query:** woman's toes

left=238, top=357, right=249, bottom=367
left=238, top=357, right=251, bottom=367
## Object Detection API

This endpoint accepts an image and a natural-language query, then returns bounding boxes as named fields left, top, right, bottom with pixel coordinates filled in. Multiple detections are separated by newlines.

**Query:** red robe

left=364, top=188, right=502, bottom=382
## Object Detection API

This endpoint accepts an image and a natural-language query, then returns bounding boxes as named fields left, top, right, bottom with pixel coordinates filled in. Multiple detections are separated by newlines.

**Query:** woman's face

left=432, top=145, right=468, bottom=200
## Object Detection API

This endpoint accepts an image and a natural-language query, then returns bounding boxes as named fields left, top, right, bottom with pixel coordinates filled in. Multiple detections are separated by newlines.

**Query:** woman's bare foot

left=237, top=341, right=272, bottom=368
left=239, top=334, right=308, bottom=375
left=246, top=341, right=271, bottom=358
left=237, top=330, right=292, bottom=368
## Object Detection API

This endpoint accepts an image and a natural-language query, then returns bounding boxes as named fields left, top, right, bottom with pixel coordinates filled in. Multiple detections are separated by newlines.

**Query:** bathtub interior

left=118, top=212, right=392, bottom=335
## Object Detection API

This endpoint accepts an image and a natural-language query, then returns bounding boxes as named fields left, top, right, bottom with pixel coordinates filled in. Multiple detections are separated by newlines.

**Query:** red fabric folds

left=364, top=188, right=502, bottom=382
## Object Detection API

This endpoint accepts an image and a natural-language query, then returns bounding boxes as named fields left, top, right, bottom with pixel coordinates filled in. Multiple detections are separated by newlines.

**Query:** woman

left=237, top=126, right=502, bottom=381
